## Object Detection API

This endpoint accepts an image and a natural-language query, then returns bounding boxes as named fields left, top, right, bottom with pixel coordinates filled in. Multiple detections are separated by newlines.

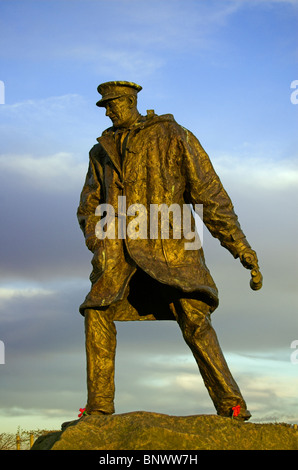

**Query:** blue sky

left=0, top=0, right=297, bottom=434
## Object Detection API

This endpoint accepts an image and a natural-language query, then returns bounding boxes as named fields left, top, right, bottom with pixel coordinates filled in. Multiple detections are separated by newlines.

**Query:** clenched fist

left=239, top=248, right=263, bottom=291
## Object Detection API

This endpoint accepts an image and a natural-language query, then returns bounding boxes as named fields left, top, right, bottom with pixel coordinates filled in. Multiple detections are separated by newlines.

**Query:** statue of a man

left=77, top=81, right=262, bottom=420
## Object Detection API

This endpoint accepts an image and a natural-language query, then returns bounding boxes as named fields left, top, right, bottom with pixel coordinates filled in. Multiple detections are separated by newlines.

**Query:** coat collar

left=96, top=113, right=175, bottom=175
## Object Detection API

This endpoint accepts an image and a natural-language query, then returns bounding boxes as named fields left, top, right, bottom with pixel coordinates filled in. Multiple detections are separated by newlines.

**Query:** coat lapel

left=97, top=133, right=122, bottom=175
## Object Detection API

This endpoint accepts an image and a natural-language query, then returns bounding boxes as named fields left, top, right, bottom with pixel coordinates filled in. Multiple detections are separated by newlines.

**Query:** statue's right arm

left=77, top=146, right=104, bottom=253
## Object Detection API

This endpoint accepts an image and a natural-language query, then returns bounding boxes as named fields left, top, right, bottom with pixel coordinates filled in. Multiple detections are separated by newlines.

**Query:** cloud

left=0, top=286, right=54, bottom=305
left=0, top=283, right=82, bottom=394
left=0, top=1, right=237, bottom=58
left=0, top=279, right=86, bottom=410
left=213, top=153, right=298, bottom=190
left=3, top=0, right=284, bottom=81
left=113, top=340, right=298, bottom=422
left=241, top=0, right=298, bottom=4
left=0, top=92, right=96, bottom=125
left=0, top=149, right=90, bottom=282
left=1, top=94, right=88, bottom=127
left=225, top=353, right=298, bottom=423
left=0, top=0, right=297, bottom=437
left=0, top=93, right=101, bottom=158
left=94, top=50, right=165, bottom=81
left=0, top=152, right=86, bottom=193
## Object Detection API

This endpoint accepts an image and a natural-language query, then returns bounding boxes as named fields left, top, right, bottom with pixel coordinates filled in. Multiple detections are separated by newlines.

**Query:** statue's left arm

left=181, top=128, right=262, bottom=290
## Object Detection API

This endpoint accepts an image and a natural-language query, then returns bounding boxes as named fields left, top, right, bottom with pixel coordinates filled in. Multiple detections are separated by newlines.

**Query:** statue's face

left=104, top=96, right=135, bottom=129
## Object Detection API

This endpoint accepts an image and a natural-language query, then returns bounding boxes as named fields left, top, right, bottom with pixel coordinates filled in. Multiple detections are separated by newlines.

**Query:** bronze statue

left=77, top=81, right=262, bottom=421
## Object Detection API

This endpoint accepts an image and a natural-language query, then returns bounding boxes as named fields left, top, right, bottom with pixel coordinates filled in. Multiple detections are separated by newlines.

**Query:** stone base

left=31, top=411, right=298, bottom=451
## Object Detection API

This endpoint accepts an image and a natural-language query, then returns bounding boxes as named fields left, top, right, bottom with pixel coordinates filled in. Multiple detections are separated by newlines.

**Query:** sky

left=0, top=0, right=297, bottom=435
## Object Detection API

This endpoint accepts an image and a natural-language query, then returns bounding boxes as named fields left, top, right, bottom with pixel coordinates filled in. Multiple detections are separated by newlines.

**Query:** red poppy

left=232, top=405, right=241, bottom=417
left=78, top=407, right=87, bottom=417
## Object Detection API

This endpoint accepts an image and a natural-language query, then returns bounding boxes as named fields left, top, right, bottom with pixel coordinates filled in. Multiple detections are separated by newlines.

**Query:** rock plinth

left=31, top=411, right=298, bottom=451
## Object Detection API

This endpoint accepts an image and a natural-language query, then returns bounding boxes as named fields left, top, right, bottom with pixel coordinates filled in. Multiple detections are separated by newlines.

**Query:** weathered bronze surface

left=77, top=81, right=262, bottom=420
left=32, top=413, right=298, bottom=450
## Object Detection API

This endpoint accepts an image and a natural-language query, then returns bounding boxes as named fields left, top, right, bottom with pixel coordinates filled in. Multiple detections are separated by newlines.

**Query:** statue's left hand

left=239, top=248, right=263, bottom=291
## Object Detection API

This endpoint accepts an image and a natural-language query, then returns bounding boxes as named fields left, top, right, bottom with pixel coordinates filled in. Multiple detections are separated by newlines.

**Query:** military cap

left=96, top=81, right=142, bottom=107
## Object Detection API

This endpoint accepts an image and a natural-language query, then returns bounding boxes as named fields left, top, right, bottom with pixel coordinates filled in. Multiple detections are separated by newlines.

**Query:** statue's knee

left=182, top=313, right=212, bottom=344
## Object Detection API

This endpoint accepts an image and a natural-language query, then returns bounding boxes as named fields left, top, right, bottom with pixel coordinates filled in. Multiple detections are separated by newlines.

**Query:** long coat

left=77, top=112, right=250, bottom=318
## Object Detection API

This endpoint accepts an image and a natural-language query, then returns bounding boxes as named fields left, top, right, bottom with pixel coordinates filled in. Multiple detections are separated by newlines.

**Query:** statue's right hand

left=239, top=248, right=259, bottom=270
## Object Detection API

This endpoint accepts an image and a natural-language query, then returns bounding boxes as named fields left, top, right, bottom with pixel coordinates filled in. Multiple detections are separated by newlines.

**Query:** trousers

left=84, top=278, right=249, bottom=418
